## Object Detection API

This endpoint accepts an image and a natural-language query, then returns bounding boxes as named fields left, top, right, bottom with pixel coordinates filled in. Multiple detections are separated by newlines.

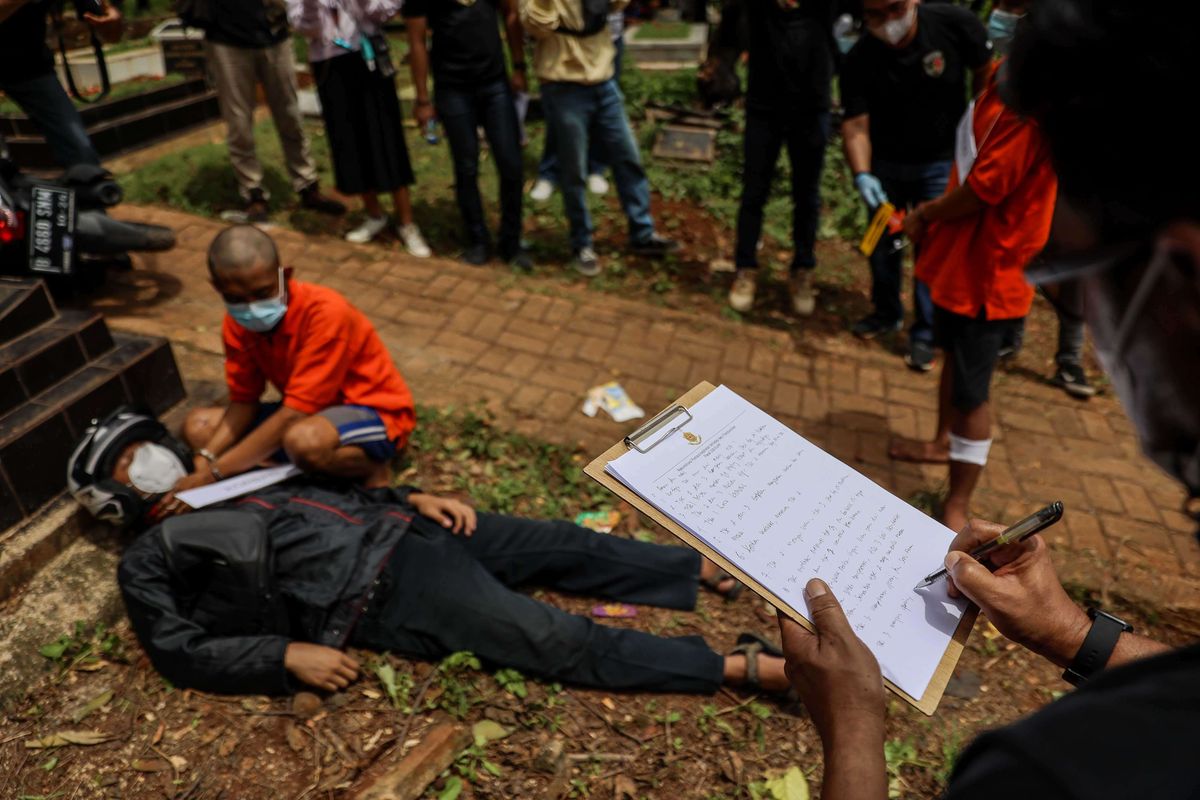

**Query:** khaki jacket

left=520, top=0, right=627, bottom=84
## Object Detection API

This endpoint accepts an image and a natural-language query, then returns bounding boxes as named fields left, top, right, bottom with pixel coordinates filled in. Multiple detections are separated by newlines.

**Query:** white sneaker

left=530, top=178, right=555, bottom=202
left=345, top=214, right=389, bottom=244
left=587, top=173, right=610, bottom=195
left=728, top=269, right=756, bottom=312
left=398, top=223, right=432, bottom=258
left=791, top=269, right=817, bottom=317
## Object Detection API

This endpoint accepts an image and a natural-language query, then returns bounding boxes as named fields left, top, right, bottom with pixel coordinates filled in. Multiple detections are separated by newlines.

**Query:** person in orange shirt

left=156, top=225, right=416, bottom=516
left=888, top=61, right=1057, bottom=533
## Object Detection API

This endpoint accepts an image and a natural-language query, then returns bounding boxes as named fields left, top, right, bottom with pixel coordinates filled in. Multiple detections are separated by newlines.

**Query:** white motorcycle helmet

left=66, top=406, right=192, bottom=528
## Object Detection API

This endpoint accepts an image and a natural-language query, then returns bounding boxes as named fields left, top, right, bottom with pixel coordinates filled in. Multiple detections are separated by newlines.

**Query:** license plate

left=27, top=184, right=76, bottom=275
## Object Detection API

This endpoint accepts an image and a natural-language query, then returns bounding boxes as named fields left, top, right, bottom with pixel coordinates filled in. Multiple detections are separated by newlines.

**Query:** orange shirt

left=223, top=279, right=416, bottom=446
left=915, top=65, right=1058, bottom=320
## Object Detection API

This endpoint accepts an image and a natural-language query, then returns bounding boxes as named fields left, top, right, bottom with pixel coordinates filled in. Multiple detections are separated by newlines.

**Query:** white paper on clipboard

left=605, top=385, right=967, bottom=701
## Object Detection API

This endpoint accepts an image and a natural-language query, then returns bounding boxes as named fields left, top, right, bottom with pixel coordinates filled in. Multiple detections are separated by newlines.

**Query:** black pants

left=933, top=305, right=1024, bottom=412
left=352, top=514, right=725, bottom=693
left=734, top=110, right=830, bottom=272
left=436, top=78, right=524, bottom=258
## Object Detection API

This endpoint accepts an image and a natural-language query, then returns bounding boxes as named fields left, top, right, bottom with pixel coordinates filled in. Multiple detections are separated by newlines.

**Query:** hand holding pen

left=915, top=502, right=1064, bottom=590
left=928, top=506, right=1096, bottom=668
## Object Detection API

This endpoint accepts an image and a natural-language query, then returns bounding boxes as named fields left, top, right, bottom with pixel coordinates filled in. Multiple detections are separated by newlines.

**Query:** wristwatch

left=1062, top=608, right=1133, bottom=686
left=198, top=448, right=224, bottom=481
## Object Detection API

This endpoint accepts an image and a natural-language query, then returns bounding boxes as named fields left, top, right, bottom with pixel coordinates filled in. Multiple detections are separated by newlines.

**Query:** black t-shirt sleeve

left=839, top=46, right=869, bottom=119
left=950, top=6, right=993, bottom=70
left=943, top=741, right=1071, bottom=800
left=402, top=0, right=428, bottom=19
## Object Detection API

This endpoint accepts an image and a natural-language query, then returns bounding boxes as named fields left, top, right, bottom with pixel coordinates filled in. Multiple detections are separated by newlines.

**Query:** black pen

left=913, top=502, right=1065, bottom=590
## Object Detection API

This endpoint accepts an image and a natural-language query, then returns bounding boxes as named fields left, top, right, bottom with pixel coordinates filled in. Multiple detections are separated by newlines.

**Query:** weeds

left=39, top=622, right=125, bottom=678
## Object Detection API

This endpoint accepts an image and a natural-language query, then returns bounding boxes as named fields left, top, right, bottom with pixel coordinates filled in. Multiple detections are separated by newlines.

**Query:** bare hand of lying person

left=409, top=493, right=478, bottom=536
left=284, top=643, right=360, bottom=692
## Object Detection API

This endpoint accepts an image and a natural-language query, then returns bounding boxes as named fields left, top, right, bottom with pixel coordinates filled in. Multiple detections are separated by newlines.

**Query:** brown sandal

left=701, top=569, right=746, bottom=603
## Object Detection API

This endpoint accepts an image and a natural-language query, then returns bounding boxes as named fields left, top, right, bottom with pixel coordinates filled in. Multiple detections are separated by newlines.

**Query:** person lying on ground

left=778, top=1, right=1200, bottom=796
left=69, top=409, right=788, bottom=698
left=157, top=224, right=416, bottom=519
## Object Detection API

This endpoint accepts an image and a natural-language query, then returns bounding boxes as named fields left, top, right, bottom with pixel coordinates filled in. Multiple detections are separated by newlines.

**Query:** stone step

left=0, top=277, right=56, bottom=346
left=0, top=309, right=114, bottom=419
left=0, top=332, right=184, bottom=528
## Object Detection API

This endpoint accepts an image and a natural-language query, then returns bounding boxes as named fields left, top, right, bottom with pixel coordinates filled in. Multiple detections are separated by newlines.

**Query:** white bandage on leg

left=948, top=433, right=992, bottom=466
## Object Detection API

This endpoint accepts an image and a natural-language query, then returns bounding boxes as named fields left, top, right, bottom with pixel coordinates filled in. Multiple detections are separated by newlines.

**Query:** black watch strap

left=1062, top=608, right=1133, bottom=686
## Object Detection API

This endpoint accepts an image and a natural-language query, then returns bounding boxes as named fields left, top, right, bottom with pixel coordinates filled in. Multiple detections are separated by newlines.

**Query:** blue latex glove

left=854, top=173, right=888, bottom=210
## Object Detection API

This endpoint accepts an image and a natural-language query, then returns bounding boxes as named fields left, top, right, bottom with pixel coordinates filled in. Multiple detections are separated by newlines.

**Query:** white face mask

left=128, top=443, right=188, bottom=494
left=869, top=3, right=916, bottom=46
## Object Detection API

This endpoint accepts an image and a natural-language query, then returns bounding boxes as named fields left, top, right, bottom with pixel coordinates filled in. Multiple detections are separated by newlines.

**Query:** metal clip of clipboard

left=623, top=404, right=693, bottom=453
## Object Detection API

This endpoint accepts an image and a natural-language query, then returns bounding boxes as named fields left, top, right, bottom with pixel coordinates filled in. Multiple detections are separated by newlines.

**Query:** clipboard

left=585, top=381, right=977, bottom=716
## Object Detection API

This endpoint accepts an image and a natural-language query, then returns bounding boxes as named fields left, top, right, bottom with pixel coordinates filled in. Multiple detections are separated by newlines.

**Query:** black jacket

left=118, top=480, right=416, bottom=695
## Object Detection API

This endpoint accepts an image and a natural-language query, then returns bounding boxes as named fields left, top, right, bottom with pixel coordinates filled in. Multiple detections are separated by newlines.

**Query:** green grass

left=406, top=404, right=609, bottom=519
left=631, top=21, right=693, bottom=40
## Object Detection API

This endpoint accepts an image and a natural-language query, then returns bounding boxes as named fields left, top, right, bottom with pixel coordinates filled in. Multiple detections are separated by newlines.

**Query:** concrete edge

left=0, top=497, right=87, bottom=606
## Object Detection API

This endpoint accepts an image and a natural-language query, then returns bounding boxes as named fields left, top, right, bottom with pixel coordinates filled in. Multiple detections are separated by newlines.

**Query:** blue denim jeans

left=0, top=70, right=100, bottom=168
left=734, top=110, right=830, bottom=273
left=869, top=159, right=952, bottom=343
left=435, top=78, right=524, bottom=257
left=537, top=37, right=624, bottom=183
left=540, top=77, right=655, bottom=252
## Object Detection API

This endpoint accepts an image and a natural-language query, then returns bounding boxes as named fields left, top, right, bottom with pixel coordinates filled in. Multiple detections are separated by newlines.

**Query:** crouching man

left=162, top=224, right=416, bottom=517
left=70, top=408, right=788, bottom=696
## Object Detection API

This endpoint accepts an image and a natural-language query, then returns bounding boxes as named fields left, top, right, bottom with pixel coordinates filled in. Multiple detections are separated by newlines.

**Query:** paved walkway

left=97, top=205, right=1200, bottom=627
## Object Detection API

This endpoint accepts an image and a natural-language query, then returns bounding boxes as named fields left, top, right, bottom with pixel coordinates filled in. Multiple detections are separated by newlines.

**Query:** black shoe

left=504, top=248, right=533, bottom=271
left=462, top=243, right=490, bottom=266
left=1051, top=363, right=1096, bottom=399
left=851, top=314, right=903, bottom=340
left=245, top=188, right=269, bottom=224
left=299, top=184, right=347, bottom=216
left=905, top=339, right=935, bottom=372
left=629, top=233, right=680, bottom=258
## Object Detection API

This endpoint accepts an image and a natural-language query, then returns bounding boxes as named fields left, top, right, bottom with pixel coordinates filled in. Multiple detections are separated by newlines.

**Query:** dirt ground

left=3, top=433, right=1186, bottom=800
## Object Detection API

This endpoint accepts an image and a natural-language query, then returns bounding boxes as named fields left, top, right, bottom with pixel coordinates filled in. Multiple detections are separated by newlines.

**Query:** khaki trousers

left=205, top=39, right=318, bottom=200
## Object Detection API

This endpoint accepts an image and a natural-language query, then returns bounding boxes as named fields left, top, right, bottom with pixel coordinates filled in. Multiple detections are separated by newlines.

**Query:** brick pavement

left=98, top=205, right=1200, bottom=628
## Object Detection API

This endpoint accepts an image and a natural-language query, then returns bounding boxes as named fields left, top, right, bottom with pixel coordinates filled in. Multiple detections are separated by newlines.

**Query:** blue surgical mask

left=987, top=9, right=1023, bottom=55
left=226, top=270, right=288, bottom=333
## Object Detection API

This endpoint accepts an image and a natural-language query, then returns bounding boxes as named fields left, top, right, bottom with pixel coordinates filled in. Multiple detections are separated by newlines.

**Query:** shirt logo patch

left=923, top=50, right=946, bottom=78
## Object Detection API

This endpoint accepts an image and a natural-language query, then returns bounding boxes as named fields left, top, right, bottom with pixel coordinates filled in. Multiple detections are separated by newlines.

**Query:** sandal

left=701, top=569, right=746, bottom=603
left=728, top=632, right=797, bottom=700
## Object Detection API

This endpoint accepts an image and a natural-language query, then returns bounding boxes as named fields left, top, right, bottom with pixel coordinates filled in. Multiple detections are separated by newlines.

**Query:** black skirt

left=312, top=51, right=414, bottom=195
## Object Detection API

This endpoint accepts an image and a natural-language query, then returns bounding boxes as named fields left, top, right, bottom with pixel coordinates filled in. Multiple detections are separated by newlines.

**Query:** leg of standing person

left=256, top=38, right=342, bottom=214
left=856, top=160, right=907, bottom=338
left=205, top=41, right=267, bottom=203
left=590, top=79, right=658, bottom=248
left=728, top=111, right=784, bottom=311
left=938, top=309, right=1013, bottom=532
left=1048, top=281, right=1096, bottom=398
left=0, top=71, right=100, bottom=168
left=543, top=82, right=596, bottom=267
left=531, top=119, right=558, bottom=201
left=477, top=79, right=528, bottom=265
left=584, top=35, right=624, bottom=189
left=905, top=160, right=953, bottom=372
left=782, top=112, right=829, bottom=317
left=437, top=83, right=490, bottom=261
